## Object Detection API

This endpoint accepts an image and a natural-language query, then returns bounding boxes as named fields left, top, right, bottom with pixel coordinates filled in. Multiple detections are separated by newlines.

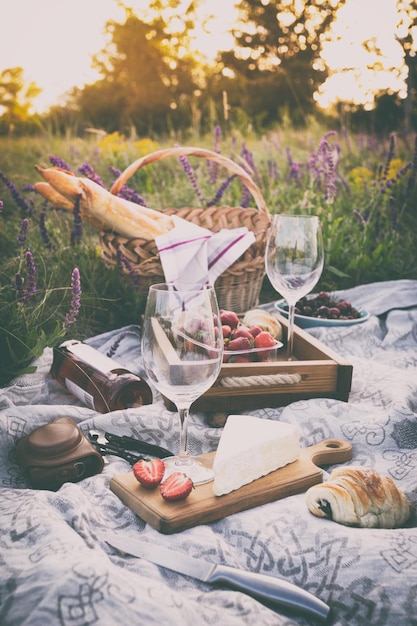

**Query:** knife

left=101, top=531, right=330, bottom=621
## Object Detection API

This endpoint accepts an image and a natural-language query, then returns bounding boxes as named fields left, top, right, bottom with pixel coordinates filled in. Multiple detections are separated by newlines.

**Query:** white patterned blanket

left=1, top=279, right=416, bottom=626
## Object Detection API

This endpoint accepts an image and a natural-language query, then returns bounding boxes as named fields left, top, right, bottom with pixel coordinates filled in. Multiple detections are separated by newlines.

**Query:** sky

left=0, top=0, right=405, bottom=113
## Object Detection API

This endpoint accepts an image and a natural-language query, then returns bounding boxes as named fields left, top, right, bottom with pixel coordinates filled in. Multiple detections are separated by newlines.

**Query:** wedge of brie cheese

left=212, top=414, right=300, bottom=496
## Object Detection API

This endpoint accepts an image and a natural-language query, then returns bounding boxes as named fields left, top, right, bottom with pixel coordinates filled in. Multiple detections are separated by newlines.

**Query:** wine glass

left=141, top=283, right=223, bottom=484
left=265, top=214, right=324, bottom=359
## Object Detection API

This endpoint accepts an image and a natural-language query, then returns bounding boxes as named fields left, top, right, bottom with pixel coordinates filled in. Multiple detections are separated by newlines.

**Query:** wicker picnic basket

left=99, top=146, right=271, bottom=313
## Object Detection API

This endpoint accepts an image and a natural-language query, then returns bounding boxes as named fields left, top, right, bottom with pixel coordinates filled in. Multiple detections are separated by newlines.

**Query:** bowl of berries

left=220, top=309, right=283, bottom=363
left=275, top=292, right=370, bottom=328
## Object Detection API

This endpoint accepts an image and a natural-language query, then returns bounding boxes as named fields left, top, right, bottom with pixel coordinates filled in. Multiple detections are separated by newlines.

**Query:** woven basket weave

left=100, top=146, right=271, bottom=313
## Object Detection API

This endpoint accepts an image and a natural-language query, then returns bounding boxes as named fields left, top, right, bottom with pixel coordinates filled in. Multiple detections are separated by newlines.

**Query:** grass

left=1, top=123, right=416, bottom=385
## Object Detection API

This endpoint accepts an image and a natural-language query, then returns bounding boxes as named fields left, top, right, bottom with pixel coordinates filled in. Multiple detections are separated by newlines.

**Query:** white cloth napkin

left=155, top=216, right=255, bottom=288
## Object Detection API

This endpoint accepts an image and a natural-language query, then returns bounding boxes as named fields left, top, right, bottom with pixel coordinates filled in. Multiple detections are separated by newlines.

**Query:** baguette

left=34, top=166, right=173, bottom=239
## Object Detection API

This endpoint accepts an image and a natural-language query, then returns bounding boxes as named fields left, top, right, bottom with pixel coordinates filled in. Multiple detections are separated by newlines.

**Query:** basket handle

left=109, top=146, right=268, bottom=215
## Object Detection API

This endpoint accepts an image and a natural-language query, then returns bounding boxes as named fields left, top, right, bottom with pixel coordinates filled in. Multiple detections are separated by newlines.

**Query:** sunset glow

left=0, top=0, right=406, bottom=114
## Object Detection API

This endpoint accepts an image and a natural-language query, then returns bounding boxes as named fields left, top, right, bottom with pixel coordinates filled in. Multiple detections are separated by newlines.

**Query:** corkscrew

left=88, top=429, right=174, bottom=465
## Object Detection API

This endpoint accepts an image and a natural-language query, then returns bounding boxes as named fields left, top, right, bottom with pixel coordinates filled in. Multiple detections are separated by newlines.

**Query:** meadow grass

left=1, top=124, right=416, bottom=385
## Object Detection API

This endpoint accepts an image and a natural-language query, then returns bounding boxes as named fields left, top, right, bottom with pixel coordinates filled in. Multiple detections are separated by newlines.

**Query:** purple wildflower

left=404, top=136, right=417, bottom=205
left=64, top=268, right=82, bottom=329
left=24, top=250, right=37, bottom=302
left=48, top=155, right=72, bottom=171
left=107, top=333, right=127, bottom=358
left=207, top=174, right=236, bottom=206
left=308, top=132, right=339, bottom=204
left=286, top=148, right=302, bottom=184
left=240, top=143, right=256, bottom=175
left=39, top=209, right=55, bottom=250
left=179, top=154, right=206, bottom=205
left=108, top=165, right=148, bottom=206
left=17, top=218, right=29, bottom=247
left=0, top=200, right=3, bottom=212
left=78, top=162, right=105, bottom=187
left=14, top=271, right=24, bottom=300
left=0, top=171, right=32, bottom=215
left=116, top=249, right=141, bottom=291
left=70, top=194, right=82, bottom=246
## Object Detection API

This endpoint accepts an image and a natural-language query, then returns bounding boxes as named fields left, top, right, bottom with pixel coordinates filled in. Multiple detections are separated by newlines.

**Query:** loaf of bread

left=305, top=466, right=414, bottom=528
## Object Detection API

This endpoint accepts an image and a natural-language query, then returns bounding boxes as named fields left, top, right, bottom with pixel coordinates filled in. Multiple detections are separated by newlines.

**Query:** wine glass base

left=162, top=455, right=214, bottom=485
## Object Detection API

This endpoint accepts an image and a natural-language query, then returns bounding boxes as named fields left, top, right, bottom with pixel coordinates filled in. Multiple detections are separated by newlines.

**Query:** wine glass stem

left=177, top=405, right=192, bottom=465
left=287, top=303, right=295, bottom=358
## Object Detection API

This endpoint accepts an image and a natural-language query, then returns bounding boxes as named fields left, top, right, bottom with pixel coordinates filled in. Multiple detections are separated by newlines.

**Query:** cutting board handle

left=306, top=438, right=352, bottom=466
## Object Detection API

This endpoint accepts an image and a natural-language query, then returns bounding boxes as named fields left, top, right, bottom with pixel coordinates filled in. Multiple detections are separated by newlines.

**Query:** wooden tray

left=192, top=314, right=353, bottom=412
left=110, top=438, right=352, bottom=534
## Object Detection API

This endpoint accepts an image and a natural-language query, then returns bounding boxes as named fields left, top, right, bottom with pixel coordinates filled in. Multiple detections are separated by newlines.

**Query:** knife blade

left=101, top=531, right=330, bottom=621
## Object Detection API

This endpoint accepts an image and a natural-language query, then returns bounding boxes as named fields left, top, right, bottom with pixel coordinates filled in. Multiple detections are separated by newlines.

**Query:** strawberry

left=248, top=325, right=263, bottom=338
left=219, top=309, right=239, bottom=330
left=232, top=327, right=255, bottom=344
left=160, top=472, right=194, bottom=501
left=222, top=324, right=232, bottom=338
left=133, top=458, right=165, bottom=489
left=254, top=331, right=276, bottom=349
left=227, top=336, right=252, bottom=352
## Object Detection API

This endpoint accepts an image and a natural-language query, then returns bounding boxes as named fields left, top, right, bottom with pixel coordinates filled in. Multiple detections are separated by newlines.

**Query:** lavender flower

left=17, top=218, right=29, bottom=247
left=70, top=194, right=82, bottom=246
left=0, top=171, right=32, bottom=215
left=48, top=155, right=72, bottom=171
left=78, top=163, right=105, bottom=187
left=14, top=271, right=24, bottom=300
left=24, top=250, right=37, bottom=302
left=108, top=165, right=148, bottom=206
left=207, top=175, right=236, bottom=206
left=116, top=249, right=141, bottom=291
left=179, top=154, right=206, bottom=205
left=107, top=333, right=127, bottom=358
left=308, top=132, right=338, bottom=204
left=39, top=209, right=55, bottom=250
left=64, top=268, right=82, bottom=329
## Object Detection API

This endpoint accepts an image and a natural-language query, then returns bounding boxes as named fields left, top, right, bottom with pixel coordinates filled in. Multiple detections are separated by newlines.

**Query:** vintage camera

left=15, top=416, right=104, bottom=490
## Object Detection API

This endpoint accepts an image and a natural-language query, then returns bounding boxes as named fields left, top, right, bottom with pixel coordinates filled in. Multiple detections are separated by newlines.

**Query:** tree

left=216, top=0, right=346, bottom=128
left=72, top=2, right=208, bottom=135
left=395, top=0, right=417, bottom=133
left=0, top=67, right=41, bottom=132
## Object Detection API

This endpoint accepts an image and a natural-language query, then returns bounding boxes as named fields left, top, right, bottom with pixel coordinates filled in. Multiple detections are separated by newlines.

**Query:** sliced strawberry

left=133, top=458, right=165, bottom=489
left=160, top=472, right=193, bottom=501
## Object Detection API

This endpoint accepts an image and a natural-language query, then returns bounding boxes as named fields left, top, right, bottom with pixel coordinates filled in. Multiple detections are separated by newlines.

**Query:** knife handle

left=208, top=565, right=330, bottom=621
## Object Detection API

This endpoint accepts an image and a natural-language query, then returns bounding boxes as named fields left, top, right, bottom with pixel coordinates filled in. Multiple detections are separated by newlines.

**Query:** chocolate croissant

left=305, top=466, right=414, bottom=528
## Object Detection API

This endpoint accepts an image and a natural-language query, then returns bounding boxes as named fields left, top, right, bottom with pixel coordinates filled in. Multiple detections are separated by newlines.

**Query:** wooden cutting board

left=110, top=438, right=352, bottom=534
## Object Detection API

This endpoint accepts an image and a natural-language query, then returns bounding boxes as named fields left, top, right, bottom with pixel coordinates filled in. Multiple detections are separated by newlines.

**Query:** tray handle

left=109, top=146, right=269, bottom=216
left=306, top=438, right=353, bottom=466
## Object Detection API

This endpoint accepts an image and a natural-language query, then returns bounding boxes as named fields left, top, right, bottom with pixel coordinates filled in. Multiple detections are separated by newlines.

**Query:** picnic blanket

left=1, top=279, right=416, bottom=626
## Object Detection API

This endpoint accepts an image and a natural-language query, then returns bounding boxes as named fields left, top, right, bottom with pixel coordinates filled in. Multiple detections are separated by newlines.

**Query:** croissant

left=305, top=466, right=414, bottom=529
left=34, top=166, right=173, bottom=239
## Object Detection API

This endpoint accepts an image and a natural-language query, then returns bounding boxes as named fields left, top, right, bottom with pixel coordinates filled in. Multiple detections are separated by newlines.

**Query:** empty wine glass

left=265, top=214, right=324, bottom=358
left=141, top=283, right=223, bottom=484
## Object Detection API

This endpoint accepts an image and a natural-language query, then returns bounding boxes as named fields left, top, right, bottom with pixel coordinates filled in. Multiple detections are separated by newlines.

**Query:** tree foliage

left=72, top=3, right=209, bottom=135
left=216, top=0, right=346, bottom=127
